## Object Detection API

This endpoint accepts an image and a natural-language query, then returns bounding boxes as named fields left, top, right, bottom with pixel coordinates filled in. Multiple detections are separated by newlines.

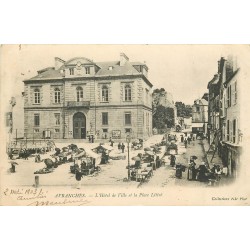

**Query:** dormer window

left=85, top=67, right=90, bottom=74
left=69, top=68, right=74, bottom=75
left=108, top=66, right=113, bottom=71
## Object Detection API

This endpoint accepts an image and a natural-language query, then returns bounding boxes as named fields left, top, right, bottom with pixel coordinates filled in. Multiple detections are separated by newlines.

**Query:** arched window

left=124, top=84, right=132, bottom=101
left=54, top=88, right=61, bottom=103
left=102, top=85, right=109, bottom=102
left=34, top=89, right=40, bottom=104
left=76, top=86, right=83, bottom=102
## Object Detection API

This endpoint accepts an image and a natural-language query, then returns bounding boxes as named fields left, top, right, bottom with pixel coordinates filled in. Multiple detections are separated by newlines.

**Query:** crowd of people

left=187, top=156, right=224, bottom=183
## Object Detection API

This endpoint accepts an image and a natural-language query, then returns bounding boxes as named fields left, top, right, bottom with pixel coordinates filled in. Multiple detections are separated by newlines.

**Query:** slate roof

left=95, top=61, right=141, bottom=76
left=25, top=57, right=149, bottom=82
left=28, top=69, right=63, bottom=81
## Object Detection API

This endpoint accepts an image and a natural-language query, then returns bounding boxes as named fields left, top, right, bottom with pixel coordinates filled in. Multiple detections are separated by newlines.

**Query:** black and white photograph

left=0, top=44, right=249, bottom=206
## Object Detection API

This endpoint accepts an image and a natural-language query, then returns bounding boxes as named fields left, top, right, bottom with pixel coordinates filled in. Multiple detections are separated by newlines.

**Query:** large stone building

left=23, top=53, right=153, bottom=140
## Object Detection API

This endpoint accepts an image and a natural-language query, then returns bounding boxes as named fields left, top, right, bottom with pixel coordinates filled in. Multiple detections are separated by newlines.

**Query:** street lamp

left=126, top=134, right=131, bottom=180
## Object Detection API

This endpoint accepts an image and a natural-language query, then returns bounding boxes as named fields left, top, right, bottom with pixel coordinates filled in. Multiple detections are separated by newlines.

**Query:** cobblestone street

left=3, top=133, right=214, bottom=189
left=140, top=133, right=208, bottom=188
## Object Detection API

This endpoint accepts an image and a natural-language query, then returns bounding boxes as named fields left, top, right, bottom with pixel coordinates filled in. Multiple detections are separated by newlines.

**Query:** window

left=145, top=89, right=149, bottom=104
left=102, top=112, right=108, bottom=125
left=69, top=68, right=74, bottom=75
left=103, top=129, right=108, bottom=133
left=34, top=114, right=40, bottom=126
left=233, top=119, right=237, bottom=143
left=196, top=106, right=200, bottom=112
left=102, top=85, right=109, bottom=102
left=34, top=89, right=40, bottom=104
left=85, top=67, right=90, bottom=74
left=55, top=113, right=60, bottom=125
left=76, top=86, right=83, bottom=102
left=125, top=84, right=132, bottom=101
left=125, top=113, right=131, bottom=125
left=55, top=129, right=60, bottom=133
left=227, top=85, right=231, bottom=108
left=227, top=120, right=230, bottom=141
left=34, top=129, right=40, bottom=133
left=54, top=88, right=61, bottom=103
left=234, top=81, right=237, bottom=105
left=125, top=128, right=131, bottom=133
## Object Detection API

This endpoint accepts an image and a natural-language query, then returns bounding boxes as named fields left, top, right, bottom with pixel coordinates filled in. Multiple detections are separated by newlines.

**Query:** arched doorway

left=73, top=112, right=86, bottom=139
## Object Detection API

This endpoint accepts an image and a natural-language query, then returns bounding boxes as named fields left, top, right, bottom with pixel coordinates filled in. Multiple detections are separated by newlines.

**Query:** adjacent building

left=23, top=53, right=153, bottom=140
left=207, top=56, right=242, bottom=178
left=191, top=98, right=208, bottom=134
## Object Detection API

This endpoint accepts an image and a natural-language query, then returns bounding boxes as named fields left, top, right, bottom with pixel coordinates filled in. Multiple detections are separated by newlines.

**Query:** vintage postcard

left=0, top=44, right=249, bottom=206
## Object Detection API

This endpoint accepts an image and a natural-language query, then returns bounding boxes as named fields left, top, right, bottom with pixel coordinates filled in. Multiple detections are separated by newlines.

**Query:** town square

left=2, top=45, right=243, bottom=189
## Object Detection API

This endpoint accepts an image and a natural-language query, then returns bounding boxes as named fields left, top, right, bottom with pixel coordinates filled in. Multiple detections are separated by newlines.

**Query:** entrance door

left=73, top=112, right=86, bottom=139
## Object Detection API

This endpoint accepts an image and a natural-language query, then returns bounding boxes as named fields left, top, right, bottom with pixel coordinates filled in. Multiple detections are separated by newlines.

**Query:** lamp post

left=126, top=134, right=131, bottom=180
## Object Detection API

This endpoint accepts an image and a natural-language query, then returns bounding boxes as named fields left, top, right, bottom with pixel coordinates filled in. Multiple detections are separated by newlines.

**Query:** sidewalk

left=201, top=139, right=234, bottom=186
left=202, top=139, right=223, bottom=167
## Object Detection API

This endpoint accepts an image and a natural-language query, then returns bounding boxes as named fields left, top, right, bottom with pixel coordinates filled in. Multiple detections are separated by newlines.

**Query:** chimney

left=120, top=53, right=129, bottom=66
left=55, top=57, right=65, bottom=70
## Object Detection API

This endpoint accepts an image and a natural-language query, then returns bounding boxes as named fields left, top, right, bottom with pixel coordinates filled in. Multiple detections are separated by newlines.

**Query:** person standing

left=11, top=163, right=16, bottom=173
left=175, top=164, right=184, bottom=178
left=156, top=155, right=161, bottom=168
left=184, top=138, right=187, bottom=148
left=121, top=143, right=125, bottom=153
left=170, top=154, right=176, bottom=168
left=197, top=162, right=209, bottom=182
left=180, top=134, right=184, bottom=143
left=193, top=133, right=196, bottom=141
left=75, top=166, right=83, bottom=189
left=118, top=142, right=121, bottom=151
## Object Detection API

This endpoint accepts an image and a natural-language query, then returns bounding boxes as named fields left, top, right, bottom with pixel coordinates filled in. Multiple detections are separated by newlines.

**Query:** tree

left=175, top=102, right=192, bottom=118
left=153, top=105, right=175, bottom=129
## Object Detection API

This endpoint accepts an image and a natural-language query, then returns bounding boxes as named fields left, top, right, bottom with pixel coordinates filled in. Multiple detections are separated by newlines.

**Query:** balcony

left=67, top=101, right=90, bottom=108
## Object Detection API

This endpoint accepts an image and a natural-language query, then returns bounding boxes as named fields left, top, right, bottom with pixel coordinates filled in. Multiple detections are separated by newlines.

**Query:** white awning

left=192, top=123, right=204, bottom=128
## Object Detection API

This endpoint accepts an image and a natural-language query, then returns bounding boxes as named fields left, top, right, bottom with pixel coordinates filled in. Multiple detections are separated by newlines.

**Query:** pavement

left=2, top=132, right=227, bottom=188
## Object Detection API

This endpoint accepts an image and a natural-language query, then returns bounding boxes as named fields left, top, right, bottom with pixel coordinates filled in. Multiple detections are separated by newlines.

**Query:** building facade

left=191, top=98, right=208, bottom=134
left=207, top=56, right=242, bottom=178
left=23, top=53, right=153, bottom=140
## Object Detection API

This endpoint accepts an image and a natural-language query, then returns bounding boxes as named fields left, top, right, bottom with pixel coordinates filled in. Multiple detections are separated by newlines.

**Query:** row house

left=207, top=56, right=242, bottom=178
left=191, top=98, right=208, bottom=134
left=23, top=53, right=153, bottom=140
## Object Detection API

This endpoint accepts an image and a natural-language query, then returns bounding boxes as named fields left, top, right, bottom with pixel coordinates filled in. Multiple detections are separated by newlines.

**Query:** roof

left=28, top=69, right=63, bottom=81
left=193, top=98, right=208, bottom=106
left=64, top=57, right=95, bottom=66
left=207, top=74, right=220, bottom=89
left=95, top=61, right=141, bottom=76
left=24, top=57, right=152, bottom=87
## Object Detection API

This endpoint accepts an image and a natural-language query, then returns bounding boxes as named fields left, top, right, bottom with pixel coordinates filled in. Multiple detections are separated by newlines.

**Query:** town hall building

left=23, top=53, right=153, bottom=140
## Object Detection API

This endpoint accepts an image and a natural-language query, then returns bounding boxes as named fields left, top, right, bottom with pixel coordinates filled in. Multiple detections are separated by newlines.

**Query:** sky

left=0, top=44, right=244, bottom=105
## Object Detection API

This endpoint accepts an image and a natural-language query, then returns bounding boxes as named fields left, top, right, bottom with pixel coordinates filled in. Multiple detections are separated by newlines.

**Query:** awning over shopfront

left=192, top=123, right=204, bottom=128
